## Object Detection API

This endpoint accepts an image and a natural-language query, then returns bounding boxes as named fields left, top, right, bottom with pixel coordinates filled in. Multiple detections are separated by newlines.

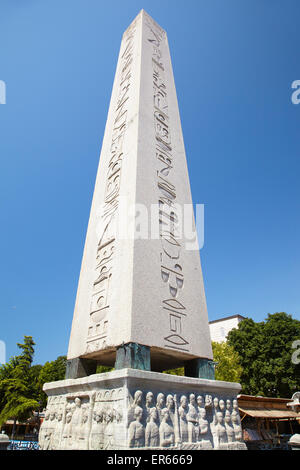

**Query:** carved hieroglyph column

left=67, top=10, right=213, bottom=372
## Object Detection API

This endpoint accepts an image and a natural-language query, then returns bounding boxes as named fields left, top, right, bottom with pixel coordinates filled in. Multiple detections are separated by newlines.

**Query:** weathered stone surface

left=39, top=369, right=246, bottom=450
left=115, top=343, right=151, bottom=371
left=67, top=9, right=213, bottom=370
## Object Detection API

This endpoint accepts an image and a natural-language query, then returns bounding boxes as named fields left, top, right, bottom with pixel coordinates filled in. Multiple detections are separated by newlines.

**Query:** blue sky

left=0, top=0, right=299, bottom=364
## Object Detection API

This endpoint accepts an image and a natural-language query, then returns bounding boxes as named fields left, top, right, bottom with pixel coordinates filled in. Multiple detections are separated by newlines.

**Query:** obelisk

left=66, top=9, right=213, bottom=376
left=40, top=11, right=246, bottom=450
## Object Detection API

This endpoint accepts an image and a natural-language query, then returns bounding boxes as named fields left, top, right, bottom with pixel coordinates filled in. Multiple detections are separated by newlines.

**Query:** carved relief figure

left=128, top=406, right=145, bottom=448
left=146, top=391, right=155, bottom=422
left=219, top=399, right=225, bottom=414
left=47, top=411, right=56, bottom=450
left=78, top=408, right=90, bottom=450
left=78, top=397, right=94, bottom=450
left=186, top=394, right=198, bottom=443
left=210, top=397, right=219, bottom=447
left=205, top=395, right=212, bottom=409
left=90, top=407, right=103, bottom=450
left=156, top=393, right=165, bottom=423
left=232, top=399, right=239, bottom=411
left=231, top=410, right=243, bottom=441
left=178, top=395, right=188, bottom=443
left=166, top=394, right=174, bottom=418
left=114, top=405, right=123, bottom=424
left=39, top=410, right=50, bottom=450
left=198, top=407, right=210, bottom=443
left=61, top=412, right=72, bottom=450
left=145, top=407, right=159, bottom=448
left=128, top=390, right=143, bottom=424
left=224, top=410, right=235, bottom=443
left=104, top=407, right=115, bottom=450
left=213, top=397, right=219, bottom=413
left=159, top=408, right=174, bottom=448
left=133, top=390, right=143, bottom=407
left=71, top=397, right=82, bottom=445
left=113, top=405, right=124, bottom=448
left=51, top=409, right=64, bottom=450
left=166, top=394, right=180, bottom=444
left=196, top=395, right=204, bottom=411
left=214, top=411, right=227, bottom=448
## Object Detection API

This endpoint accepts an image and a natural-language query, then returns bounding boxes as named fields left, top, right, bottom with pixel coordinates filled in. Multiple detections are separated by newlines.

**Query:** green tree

left=96, top=365, right=114, bottom=374
left=227, top=313, right=300, bottom=397
left=163, top=367, right=184, bottom=376
left=0, top=336, right=40, bottom=436
left=0, top=357, right=19, bottom=412
left=212, top=341, right=243, bottom=383
left=37, top=356, right=67, bottom=407
left=164, top=343, right=243, bottom=380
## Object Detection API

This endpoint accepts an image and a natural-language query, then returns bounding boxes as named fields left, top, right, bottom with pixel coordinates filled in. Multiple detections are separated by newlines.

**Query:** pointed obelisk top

left=123, top=8, right=166, bottom=37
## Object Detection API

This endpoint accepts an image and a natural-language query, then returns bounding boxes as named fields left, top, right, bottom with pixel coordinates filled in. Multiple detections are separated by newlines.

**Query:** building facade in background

left=209, top=315, right=245, bottom=343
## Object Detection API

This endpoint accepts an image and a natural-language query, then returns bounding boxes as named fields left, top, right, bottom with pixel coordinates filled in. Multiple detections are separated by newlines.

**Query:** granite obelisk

left=40, top=11, right=247, bottom=450
left=67, top=9, right=213, bottom=375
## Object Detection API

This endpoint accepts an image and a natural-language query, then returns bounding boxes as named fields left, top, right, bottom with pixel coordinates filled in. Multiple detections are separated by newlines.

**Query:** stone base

left=39, top=369, right=247, bottom=450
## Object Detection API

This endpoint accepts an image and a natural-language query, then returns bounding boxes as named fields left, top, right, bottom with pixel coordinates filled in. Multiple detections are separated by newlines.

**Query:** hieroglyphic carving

left=126, top=389, right=246, bottom=450
left=145, top=16, right=189, bottom=352
left=85, top=22, right=137, bottom=353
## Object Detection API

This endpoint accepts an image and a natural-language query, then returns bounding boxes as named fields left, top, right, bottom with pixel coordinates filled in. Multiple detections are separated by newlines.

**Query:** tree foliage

left=0, top=338, right=68, bottom=427
left=164, top=343, right=243, bottom=381
left=227, top=312, right=300, bottom=397
left=163, top=367, right=184, bottom=376
left=0, top=336, right=40, bottom=429
left=37, top=356, right=67, bottom=407
left=96, top=365, right=113, bottom=374
left=212, top=341, right=243, bottom=383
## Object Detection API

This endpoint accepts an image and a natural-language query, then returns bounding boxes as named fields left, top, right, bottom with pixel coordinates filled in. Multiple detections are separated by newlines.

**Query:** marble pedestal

left=39, top=369, right=247, bottom=450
